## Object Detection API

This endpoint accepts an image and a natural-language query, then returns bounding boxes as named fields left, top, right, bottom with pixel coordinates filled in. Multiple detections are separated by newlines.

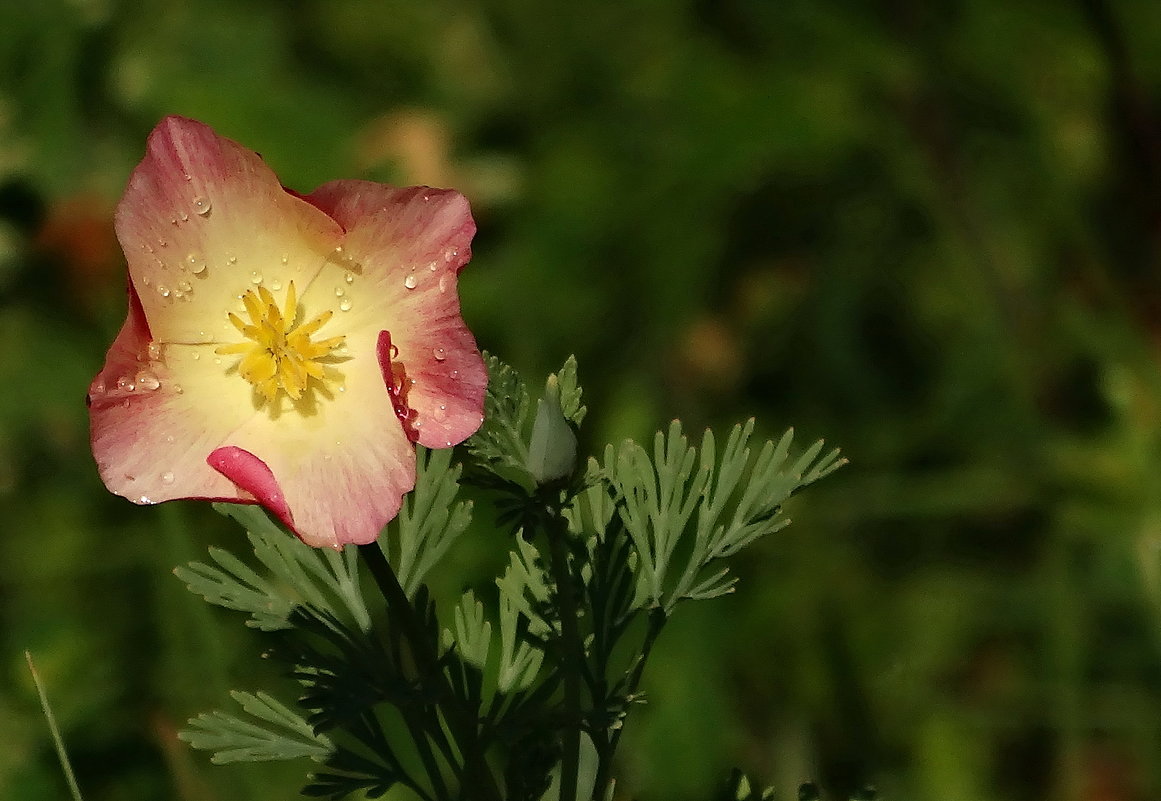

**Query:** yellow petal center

left=215, top=282, right=345, bottom=404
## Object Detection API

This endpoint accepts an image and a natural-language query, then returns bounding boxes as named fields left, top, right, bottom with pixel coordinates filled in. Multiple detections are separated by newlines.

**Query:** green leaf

left=602, top=420, right=845, bottom=613
left=179, top=690, right=334, bottom=764
left=175, top=504, right=370, bottom=631
left=384, top=445, right=474, bottom=598
left=466, top=353, right=534, bottom=481
left=554, top=354, right=587, bottom=426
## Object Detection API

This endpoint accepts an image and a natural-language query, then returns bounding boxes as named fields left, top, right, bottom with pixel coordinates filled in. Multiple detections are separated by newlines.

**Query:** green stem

left=545, top=513, right=583, bottom=801
left=25, top=651, right=84, bottom=801
left=359, top=543, right=501, bottom=801
left=597, top=607, right=666, bottom=794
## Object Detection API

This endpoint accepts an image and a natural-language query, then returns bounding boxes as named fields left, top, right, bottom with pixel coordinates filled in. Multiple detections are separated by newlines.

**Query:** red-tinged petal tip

left=208, top=446, right=295, bottom=531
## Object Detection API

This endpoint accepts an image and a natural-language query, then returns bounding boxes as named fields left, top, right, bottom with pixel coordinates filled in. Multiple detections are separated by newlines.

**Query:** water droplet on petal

left=164, top=434, right=175, bottom=443
left=251, top=271, right=262, bottom=285
left=345, top=273, right=354, bottom=284
left=438, top=274, right=451, bottom=293
left=434, top=404, right=448, bottom=421
left=117, top=376, right=136, bottom=391
left=443, top=248, right=458, bottom=263
left=158, top=285, right=170, bottom=297
left=146, top=341, right=162, bottom=360
left=161, top=471, right=175, bottom=484
left=138, top=495, right=154, bottom=504
left=404, top=274, right=418, bottom=290
left=177, top=280, right=192, bottom=293
left=158, top=239, right=168, bottom=248
left=433, top=347, right=446, bottom=361
left=339, top=298, right=352, bottom=312
left=193, top=196, right=212, bottom=216
left=270, top=279, right=282, bottom=291
left=192, top=352, right=200, bottom=361
left=135, top=371, right=160, bottom=391
left=179, top=211, right=189, bottom=222
left=334, top=287, right=345, bottom=297
left=280, top=254, right=289, bottom=265
left=227, top=253, right=238, bottom=264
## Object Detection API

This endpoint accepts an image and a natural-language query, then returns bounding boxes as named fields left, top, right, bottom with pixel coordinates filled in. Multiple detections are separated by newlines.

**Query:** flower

left=87, top=116, right=487, bottom=549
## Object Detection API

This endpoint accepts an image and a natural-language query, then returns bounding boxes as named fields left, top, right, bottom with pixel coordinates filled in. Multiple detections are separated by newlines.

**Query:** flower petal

left=207, top=446, right=294, bottom=529
left=303, top=180, right=486, bottom=448
left=91, top=287, right=417, bottom=546
left=215, top=329, right=418, bottom=548
left=115, top=116, right=344, bottom=344
left=88, top=283, right=256, bottom=506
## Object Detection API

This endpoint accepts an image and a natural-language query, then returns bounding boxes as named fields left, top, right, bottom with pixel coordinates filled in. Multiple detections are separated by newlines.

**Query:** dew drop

left=146, top=341, right=162, bottom=360
left=227, top=253, right=238, bottom=265
left=142, top=275, right=151, bottom=286
left=250, top=271, right=262, bottom=285
left=177, top=280, right=192, bottom=293
left=389, top=344, right=399, bottom=358
left=135, top=371, right=160, bottom=391
left=179, top=211, right=190, bottom=223
left=138, top=495, right=154, bottom=504
left=164, top=434, right=175, bottom=443
left=193, top=196, right=212, bottom=216
left=427, top=260, right=439, bottom=271
left=438, top=274, right=451, bottom=293
left=339, top=298, right=352, bottom=312
left=158, top=239, right=168, bottom=248
left=117, top=376, right=136, bottom=391
left=334, top=287, right=345, bottom=297
left=173, top=383, right=183, bottom=394
left=443, top=248, right=458, bottom=263
left=344, top=273, right=354, bottom=284
left=192, top=352, right=200, bottom=361
left=183, top=172, right=192, bottom=182
left=434, top=404, right=448, bottom=421
left=270, top=279, right=283, bottom=291
left=280, top=254, right=289, bottom=265
left=161, top=471, right=175, bottom=484
left=404, top=274, right=418, bottom=290
left=158, top=285, right=171, bottom=297
left=433, top=347, right=447, bottom=361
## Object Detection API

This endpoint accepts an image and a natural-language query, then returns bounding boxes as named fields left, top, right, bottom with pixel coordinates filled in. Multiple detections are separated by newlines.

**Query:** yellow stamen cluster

left=216, top=282, right=344, bottom=404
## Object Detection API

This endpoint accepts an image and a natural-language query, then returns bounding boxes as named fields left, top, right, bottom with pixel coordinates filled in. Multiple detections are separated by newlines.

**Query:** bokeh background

left=5, top=0, right=1161, bottom=799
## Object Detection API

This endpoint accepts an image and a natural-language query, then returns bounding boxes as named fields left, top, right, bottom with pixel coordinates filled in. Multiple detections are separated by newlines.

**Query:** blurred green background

left=5, top=0, right=1161, bottom=798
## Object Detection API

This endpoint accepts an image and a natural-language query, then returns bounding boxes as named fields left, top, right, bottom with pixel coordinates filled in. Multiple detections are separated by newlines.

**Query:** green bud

left=527, top=374, right=578, bottom=484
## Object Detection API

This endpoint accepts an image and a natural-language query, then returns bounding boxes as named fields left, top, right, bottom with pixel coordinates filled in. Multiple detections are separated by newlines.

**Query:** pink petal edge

left=208, top=446, right=295, bottom=531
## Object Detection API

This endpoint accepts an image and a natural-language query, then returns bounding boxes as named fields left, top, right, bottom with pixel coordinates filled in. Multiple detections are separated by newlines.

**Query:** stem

left=25, top=651, right=84, bottom=801
left=545, top=513, right=583, bottom=801
left=596, top=607, right=666, bottom=796
left=359, top=543, right=502, bottom=801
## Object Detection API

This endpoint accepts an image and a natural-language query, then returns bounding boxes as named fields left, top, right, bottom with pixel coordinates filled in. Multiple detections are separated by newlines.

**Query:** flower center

left=215, top=282, right=345, bottom=404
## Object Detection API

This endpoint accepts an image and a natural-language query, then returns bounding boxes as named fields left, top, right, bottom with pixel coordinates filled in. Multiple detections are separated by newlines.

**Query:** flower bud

left=526, top=375, right=577, bottom=484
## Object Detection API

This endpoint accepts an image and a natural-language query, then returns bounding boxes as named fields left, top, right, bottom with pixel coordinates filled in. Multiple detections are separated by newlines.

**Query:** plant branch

left=545, top=512, right=583, bottom=801
left=358, top=543, right=501, bottom=801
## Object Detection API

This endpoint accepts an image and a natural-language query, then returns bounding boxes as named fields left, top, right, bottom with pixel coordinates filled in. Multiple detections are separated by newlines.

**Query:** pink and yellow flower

left=88, top=116, right=486, bottom=548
